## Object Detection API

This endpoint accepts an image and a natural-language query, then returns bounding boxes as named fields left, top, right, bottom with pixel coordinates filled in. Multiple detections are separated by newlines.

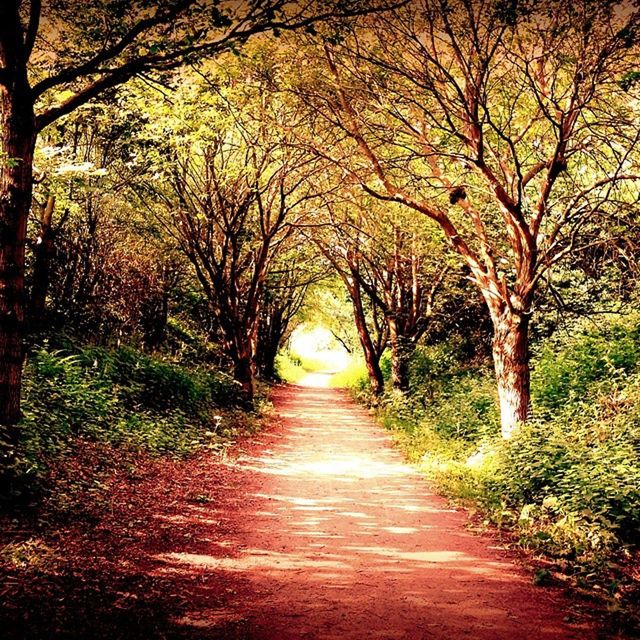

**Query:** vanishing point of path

left=158, top=374, right=596, bottom=640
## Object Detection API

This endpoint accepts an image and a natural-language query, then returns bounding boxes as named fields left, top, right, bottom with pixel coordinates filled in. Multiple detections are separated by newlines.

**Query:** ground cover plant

left=1, top=340, right=258, bottom=506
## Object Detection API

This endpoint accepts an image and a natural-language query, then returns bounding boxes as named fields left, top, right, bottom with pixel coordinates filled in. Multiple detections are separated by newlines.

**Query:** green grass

left=329, top=358, right=368, bottom=389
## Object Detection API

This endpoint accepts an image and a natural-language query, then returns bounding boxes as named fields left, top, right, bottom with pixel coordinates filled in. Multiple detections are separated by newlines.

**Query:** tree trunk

left=233, top=352, right=255, bottom=404
left=350, top=285, right=384, bottom=396
left=256, top=309, right=284, bottom=381
left=388, top=316, right=413, bottom=392
left=492, top=313, right=531, bottom=439
left=260, top=353, right=278, bottom=382
left=0, top=64, right=36, bottom=428
left=258, top=340, right=279, bottom=381
left=255, top=326, right=279, bottom=381
left=390, top=336, right=412, bottom=392
left=29, top=194, right=56, bottom=330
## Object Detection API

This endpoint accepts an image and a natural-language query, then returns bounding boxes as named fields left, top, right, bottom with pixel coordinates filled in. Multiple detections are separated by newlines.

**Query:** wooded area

left=1, top=0, right=640, bottom=637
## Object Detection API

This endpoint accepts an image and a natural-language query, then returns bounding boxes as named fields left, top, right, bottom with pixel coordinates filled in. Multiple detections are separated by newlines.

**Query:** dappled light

left=147, top=384, right=592, bottom=639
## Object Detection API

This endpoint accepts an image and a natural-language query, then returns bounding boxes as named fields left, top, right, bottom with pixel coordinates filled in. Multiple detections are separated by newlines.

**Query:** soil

left=1, top=374, right=605, bottom=639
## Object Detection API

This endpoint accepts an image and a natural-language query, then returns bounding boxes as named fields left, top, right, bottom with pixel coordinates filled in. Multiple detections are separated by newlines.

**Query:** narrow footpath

left=156, top=374, right=596, bottom=640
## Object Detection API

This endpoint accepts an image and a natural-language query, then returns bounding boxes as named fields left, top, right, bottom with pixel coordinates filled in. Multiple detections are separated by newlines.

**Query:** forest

left=1, top=0, right=640, bottom=638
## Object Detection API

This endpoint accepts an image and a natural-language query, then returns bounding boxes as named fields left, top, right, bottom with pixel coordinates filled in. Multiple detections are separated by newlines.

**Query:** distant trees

left=24, top=101, right=174, bottom=343
left=317, top=235, right=389, bottom=395
left=299, top=0, right=640, bottom=436
left=255, top=257, right=316, bottom=381
left=315, top=195, right=450, bottom=392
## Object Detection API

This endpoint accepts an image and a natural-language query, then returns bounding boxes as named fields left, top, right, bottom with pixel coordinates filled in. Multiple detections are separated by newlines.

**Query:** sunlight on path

left=297, top=371, right=334, bottom=388
left=155, top=385, right=594, bottom=640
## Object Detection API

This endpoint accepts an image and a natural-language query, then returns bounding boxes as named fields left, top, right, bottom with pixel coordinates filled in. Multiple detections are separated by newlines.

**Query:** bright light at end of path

left=289, top=324, right=350, bottom=373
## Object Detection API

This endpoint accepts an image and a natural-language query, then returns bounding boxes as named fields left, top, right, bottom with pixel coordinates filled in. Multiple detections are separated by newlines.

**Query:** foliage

left=358, top=316, right=640, bottom=573
left=329, top=358, right=369, bottom=391
left=1, top=343, right=246, bottom=502
left=275, top=348, right=337, bottom=383
left=532, top=319, right=640, bottom=413
left=0, top=538, right=60, bottom=572
left=275, top=352, right=307, bottom=383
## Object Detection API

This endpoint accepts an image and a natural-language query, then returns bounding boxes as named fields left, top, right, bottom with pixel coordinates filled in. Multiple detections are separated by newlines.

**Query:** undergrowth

left=275, top=352, right=308, bottom=383
left=329, top=358, right=369, bottom=389
left=1, top=342, right=260, bottom=504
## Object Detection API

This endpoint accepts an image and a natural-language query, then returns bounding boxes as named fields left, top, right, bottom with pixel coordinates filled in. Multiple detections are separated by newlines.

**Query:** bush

left=532, top=317, right=640, bottom=413
left=499, top=382, right=640, bottom=549
left=373, top=315, right=640, bottom=570
left=78, top=346, right=242, bottom=414
left=329, top=358, right=369, bottom=392
left=275, top=352, right=307, bottom=383
left=1, top=344, right=246, bottom=501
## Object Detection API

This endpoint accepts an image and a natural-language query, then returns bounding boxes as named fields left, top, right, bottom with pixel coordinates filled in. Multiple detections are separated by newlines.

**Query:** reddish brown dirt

left=156, top=376, right=596, bottom=640
left=1, top=377, right=602, bottom=639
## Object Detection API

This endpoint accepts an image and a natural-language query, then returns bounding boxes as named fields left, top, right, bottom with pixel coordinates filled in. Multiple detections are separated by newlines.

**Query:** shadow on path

left=155, top=380, right=595, bottom=640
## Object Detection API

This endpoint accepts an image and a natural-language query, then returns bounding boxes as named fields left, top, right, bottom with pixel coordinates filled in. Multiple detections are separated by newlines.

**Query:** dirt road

left=157, top=375, right=595, bottom=640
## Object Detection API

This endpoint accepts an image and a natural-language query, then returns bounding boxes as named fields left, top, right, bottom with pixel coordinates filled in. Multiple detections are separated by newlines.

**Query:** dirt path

left=156, top=376, right=596, bottom=640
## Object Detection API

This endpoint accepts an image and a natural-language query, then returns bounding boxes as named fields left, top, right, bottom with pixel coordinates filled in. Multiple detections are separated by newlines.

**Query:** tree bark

left=388, top=319, right=413, bottom=392
left=363, top=350, right=385, bottom=396
left=233, top=351, right=255, bottom=404
left=350, top=284, right=385, bottom=396
left=0, top=33, right=36, bottom=427
left=491, top=312, right=531, bottom=439
left=28, top=194, right=56, bottom=330
left=257, top=337, right=280, bottom=381
left=256, top=307, right=284, bottom=381
left=255, top=324, right=280, bottom=381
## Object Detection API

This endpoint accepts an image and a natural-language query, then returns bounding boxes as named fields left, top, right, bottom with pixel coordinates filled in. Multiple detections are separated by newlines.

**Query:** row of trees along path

left=155, top=374, right=596, bottom=639
left=1, top=1, right=639, bottom=442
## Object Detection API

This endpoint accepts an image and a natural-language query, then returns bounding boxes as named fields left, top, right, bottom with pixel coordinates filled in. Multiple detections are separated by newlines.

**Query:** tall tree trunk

left=389, top=332, right=413, bottom=392
left=255, top=325, right=279, bottom=381
left=350, top=285, right=384, bottom=396
left=258, top=338, right=280, bottom=381
left=256, top=310, right=284, bottom=381
left=363, top=350, right=384, bottom=396
left=233, top=350, right=255, bottom=404
left=29, top=194, right=56, bottom=330
left=491, top=312, right=531, bottom=439
left=0, top=56, right=36, bottom=428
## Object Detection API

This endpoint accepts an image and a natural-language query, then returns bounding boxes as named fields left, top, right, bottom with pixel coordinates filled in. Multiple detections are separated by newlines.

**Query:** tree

left=316, top=195, right=449, bottom=391
left=297, top=0, right=640, bottom=436
left=313, top=211, right=389, bottom=395
left=146, top=124, right=319, bottom=401
left=23, top=99, right=173, bottom=343
left=28, top=190, right=57, bottom=328
left=0, top=0, right=400, bottom=428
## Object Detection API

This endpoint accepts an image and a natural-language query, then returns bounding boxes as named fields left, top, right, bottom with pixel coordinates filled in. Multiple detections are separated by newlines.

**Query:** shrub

left=329, top=358, right=369, bottom=391
left=373, top=315, right=640, bottom=569
left=499, top=382, right=640, bottom=549
left=275, top=352, right=307, bottom=383
left=1, top=344, right=246, bottom=502
left=532, top=317, right=640, bottom=413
